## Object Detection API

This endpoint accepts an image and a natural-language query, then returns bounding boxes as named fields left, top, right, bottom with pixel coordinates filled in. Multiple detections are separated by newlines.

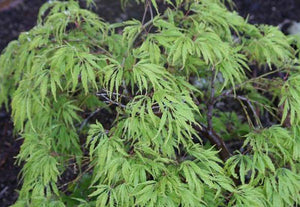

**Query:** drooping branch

left=196, top=66, right=232, bottom=162
left=214, top=67, right=290, bottom=104
left=141, top=0, right=154, bottom=26
left=96, top=92, right=127, bottom=108
left=193, top=123, right=232, bottom=162
left=231, top=95, right=262, bottom=128
left=207, top=67, right=216, bottom=131
left=78, top=108, right=102, bottom=132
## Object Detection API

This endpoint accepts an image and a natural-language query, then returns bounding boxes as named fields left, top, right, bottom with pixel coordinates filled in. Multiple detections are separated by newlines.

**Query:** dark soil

left=0, top=107, right=21, bottom=206
left=233, top=0, right=300, bottom=26
left=0, top=0, right=44, bottom=52
left=0, top=0, right=144, bottom=51
left=0, top=0, right=300, bottom=206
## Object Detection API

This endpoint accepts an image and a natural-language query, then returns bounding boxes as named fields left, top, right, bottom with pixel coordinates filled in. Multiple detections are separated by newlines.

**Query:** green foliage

left=0, top=0, right=299, bottom=206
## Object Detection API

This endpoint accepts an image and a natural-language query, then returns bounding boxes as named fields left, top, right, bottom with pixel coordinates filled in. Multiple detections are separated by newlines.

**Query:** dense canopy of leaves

left=0, top=0, right=299, bottom=206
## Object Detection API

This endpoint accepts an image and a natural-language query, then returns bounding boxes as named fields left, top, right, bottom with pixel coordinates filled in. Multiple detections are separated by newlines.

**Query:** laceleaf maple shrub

left=0, top=0, right=300, bottom=206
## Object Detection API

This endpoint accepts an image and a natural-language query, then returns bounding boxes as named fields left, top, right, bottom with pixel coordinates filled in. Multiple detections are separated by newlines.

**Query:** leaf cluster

left=0, top=0, right=299, bottom=206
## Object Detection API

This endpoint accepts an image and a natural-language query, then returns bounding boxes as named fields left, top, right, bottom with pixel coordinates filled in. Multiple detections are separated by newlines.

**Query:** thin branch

left=142, top=0, right=150, bottom=25
left=100, top=89, right=128, bottom=99
left=231, top=95, right=262, bottom=128
left=96, top=92, right=127, bottom=108
left=214, top=67, right=287, bottom=103
left=193, top=123, right=231, bottom=161
left=0, top=187, right=8, bottom=199
left=148, top=0, right=154, bottom=21
left=198, top=66, right=232, bottom=161
left=59, top=162, right=95, bottom=192
left=78, top=108, right=102, bottom=132
left=236, top=98, right=255, bottom=129
left=207, top=67, right=216, bottom=131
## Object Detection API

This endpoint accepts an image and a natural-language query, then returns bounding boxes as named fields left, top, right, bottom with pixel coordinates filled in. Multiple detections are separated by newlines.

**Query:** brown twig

left=229, top=95, right=262, bottom=128
left=78, top=108, right=102, bottom=132
left=200, top=67, right=232, bottom=161
left=142, top=0, right=150, bottom=25
left=214, top=67, right=287, bottom=103
left=193, top=123, right=231, bottom=162
left=207, top=67, right=216, bottom=131
left=96, top=92, right=127, bottom=108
